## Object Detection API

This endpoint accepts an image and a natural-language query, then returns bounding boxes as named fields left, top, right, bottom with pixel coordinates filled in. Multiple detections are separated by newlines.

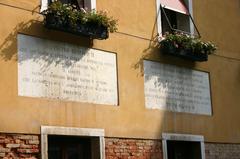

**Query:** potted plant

left=42, top=1, right=118, bottom=40
left=159, top=32, right=217, bottom=61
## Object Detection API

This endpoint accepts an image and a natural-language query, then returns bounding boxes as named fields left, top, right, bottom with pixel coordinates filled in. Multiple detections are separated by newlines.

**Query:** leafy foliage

left=42, top=1, right=118, bottom=33
left=160, top=32, right=217, bottom=55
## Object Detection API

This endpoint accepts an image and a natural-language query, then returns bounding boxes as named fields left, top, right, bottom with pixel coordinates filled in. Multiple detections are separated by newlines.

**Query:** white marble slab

left=144, top=60, right=212, bottom=115
left=18, top=34, right=118, bottom=105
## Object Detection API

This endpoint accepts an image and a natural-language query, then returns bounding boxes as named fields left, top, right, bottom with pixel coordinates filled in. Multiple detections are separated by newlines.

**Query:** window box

left=156, top=1, right=216, bottom=62
left=45, top=13, right=109, bottom=39
left=159, top=33, right=216, bottom=62
left=42, top=1, right=117, bottom=40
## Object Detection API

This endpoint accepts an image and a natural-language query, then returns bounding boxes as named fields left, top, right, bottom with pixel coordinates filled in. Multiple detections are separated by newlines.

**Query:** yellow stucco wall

left=0, top=0, right=240, bottom=143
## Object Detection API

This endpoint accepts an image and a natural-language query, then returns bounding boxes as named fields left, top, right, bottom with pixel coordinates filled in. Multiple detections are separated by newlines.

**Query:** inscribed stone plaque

left=18, top=34, right=118, bottom=105
left=144, top=60, right=212, bottom=115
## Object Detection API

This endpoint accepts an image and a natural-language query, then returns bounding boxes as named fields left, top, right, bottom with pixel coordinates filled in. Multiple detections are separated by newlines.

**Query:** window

left=48, top=135, right=100, bottom=159
left=40, top=0, right=96, bottom=12
left=59, top=0, right=84, bottom=9
left=156, top=0, right=198, bottom=36
left=167, top=140, right=202, bottom=159
left=41, top=126, right=105, bottom=159
left=162, top=133, right=206, bottom=159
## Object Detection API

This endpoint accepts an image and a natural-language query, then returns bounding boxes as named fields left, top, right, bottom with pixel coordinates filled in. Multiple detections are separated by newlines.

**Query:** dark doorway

left=167, top=140, right=202, bottom=159
left=48, top=135, right=100, bottom=159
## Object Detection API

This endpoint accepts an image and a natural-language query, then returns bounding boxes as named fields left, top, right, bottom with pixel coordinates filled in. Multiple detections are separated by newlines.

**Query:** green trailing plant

left=84, top=10, right=118, bottom=33
left=42, top=1, right=118, bottom=37
left=160, top=32, right=217, bottom=55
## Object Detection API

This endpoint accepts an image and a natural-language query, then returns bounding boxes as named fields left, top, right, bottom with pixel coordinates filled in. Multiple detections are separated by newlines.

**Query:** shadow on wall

left=132, top=39, right=197, bottom=77
left=0, top=19, right=93, bottom=64
left=131, top=6, right=197, bottom=77
left=0, top=21, right=27, bottom=61
left=131, top=3, right=160, bottom=77
left=129, top=5, right=200, bottom=150
left=237, top=64, right=240, bottom=97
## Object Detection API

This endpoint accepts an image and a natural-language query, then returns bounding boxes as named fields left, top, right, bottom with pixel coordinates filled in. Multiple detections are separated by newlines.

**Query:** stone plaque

left=144, top=60, right=212, bottom=115
left=18, top=34, right=118, bottom=105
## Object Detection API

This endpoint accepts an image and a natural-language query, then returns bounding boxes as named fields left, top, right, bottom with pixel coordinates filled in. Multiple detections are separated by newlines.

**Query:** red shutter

left=161, top=0, right=189, bottom=15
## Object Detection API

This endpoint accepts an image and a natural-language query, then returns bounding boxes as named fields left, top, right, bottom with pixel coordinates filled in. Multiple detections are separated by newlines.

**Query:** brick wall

left=205, top=143, right=240, bottom=159
left=105, top=138, right=240, bottom=159
left=105, top=138, right=163, bottom=159
left=1, top=133, right=240, bottom=159
left=0, top=134, right=40, bottom=159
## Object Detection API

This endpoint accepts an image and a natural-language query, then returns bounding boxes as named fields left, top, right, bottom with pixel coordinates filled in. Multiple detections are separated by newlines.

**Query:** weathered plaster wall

left=0, top=0, right=239, bottom=144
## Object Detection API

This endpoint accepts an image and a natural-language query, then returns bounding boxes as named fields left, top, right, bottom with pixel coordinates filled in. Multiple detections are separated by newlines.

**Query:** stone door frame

left=41, top=126, right=105, bottom=159
left=162, top=133, right=205, bottom=159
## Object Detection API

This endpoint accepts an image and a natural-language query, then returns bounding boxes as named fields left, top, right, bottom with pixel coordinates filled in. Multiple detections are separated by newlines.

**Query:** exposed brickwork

left=205, top=143, right=240, bottom=159
left=0, top=133, right=40, bottom=159
left=1, top=133, right=240, bottom=159
left=105, top=138, right=163, bottom=159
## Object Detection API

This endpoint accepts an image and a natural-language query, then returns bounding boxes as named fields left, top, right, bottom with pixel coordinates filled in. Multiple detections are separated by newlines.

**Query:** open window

left=40, top=0, right=96, bottom=12
left=58, top=0, right=84, bottom=9
left=156, top=0, right=200, bottom=36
